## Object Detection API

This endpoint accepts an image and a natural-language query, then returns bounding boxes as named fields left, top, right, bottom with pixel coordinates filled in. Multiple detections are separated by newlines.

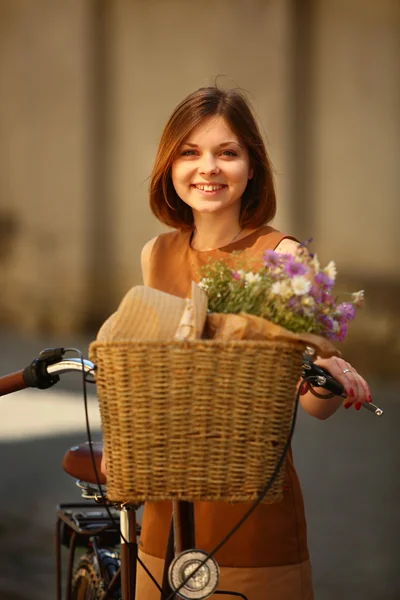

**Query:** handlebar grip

left=0, top=370, right=27, bottom=397
left=303, top=361, right=384, bottom=416
left=316, top=370, right=345, bottom=397
left=302, top=359, right=345, bottom=397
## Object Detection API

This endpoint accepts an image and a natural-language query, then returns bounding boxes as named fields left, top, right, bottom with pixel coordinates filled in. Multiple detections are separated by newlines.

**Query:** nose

left=198, top=153, right=219, bottom=175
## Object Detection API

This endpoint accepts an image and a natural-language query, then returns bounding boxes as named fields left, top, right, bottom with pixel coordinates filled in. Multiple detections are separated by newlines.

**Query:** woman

left=135, top=87, right=371, bottom=599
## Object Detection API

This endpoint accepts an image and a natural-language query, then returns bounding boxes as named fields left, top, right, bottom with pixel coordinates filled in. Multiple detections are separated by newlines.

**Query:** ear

left=248, top=167, right=254, bottom=180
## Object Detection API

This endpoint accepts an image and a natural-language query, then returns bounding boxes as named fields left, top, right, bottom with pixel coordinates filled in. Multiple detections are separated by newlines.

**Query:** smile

left=192, top=184, right=226, bottom=192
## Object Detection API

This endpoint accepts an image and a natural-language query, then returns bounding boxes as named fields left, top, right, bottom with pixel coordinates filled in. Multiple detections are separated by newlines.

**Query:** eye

left=221, top=150, right=237, bottom=157
left=181, top=149, right=197, bottom=156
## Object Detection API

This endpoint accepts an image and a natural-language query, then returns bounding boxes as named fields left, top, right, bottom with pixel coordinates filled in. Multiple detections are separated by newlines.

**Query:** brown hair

left=149, top=87, right=276, bottom=230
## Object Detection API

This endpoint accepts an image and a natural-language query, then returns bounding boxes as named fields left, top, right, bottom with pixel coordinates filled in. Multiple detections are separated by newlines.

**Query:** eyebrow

left=182, top=141, right=242, bottom=148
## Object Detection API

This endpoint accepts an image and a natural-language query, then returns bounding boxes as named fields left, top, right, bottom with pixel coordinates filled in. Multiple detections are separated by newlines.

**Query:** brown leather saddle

left=62, top=441, right=106, bottom=485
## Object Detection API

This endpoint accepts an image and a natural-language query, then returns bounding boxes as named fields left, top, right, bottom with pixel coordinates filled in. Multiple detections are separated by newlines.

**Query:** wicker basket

left=89, top=338, right=306, bottom=504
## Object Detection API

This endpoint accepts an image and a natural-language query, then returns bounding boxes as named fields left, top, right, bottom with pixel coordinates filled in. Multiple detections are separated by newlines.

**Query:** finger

left=351, top=374, right=371, bottom=410
left=317, top=357, right=352, bottom=394
left=348, top=373, right=365, bottom=410
left=315, top=357, right=355, bottom=404
left=339, top=361, right=363, bottom=407
left=299, top=381, right=310, bottom=395
left=315, top=357, right=371, bottom=411
left=340, top=362, right=371, bottom=410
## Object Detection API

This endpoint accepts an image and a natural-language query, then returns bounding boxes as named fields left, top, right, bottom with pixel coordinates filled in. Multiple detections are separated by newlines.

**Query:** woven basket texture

left=89, top=339, right=305, bottom=504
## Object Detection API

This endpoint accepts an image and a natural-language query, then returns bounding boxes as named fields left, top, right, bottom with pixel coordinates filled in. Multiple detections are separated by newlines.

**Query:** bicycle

left=0, top=346, right=383, bottom=600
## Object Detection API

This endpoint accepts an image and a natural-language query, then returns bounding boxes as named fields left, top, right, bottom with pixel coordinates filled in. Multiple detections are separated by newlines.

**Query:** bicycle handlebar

left=302, top=354, right=383, bottom=416
left=0, top=345, right=383, bottom=416
left=0, top=348, right=95, bottom=397
left=0, top=369, right=27, bottom=396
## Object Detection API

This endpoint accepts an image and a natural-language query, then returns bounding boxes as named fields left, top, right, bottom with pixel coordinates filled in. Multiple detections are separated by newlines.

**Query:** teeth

left=195, top=184, right=224, bottom=191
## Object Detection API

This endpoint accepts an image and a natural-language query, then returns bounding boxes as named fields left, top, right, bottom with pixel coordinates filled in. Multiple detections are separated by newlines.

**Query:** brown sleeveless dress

left=136, top=225, right=314, bottom=600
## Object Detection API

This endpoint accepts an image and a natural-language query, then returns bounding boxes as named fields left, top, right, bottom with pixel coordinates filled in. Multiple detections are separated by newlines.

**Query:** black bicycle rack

left=55, top=502, right=141, bottom=600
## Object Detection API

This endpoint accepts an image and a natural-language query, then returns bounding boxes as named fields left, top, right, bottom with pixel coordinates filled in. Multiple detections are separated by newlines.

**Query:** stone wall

left=0, top=0, right=399, bottom=375
left=0, top=0, right=91, bottom=332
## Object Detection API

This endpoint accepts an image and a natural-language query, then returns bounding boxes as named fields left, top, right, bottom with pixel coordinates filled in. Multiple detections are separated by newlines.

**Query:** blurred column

left=85, top=0, right=116, bottom=329
left=0, top=1, right=91, bottom=334
left=288, top=0, right=317, bottom=242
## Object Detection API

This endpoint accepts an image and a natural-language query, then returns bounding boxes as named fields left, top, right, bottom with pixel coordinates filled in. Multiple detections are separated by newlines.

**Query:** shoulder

left=246, top=226, right=299, bottom=254
left=141, top=236, right=158, bottom=285
left=274, top=237, right=301, bottom=255
left=141, top=235, right=158, bottom=266
left=140, top=230, right=189, bottom=285
left=141, top=230, right=180, bottom=260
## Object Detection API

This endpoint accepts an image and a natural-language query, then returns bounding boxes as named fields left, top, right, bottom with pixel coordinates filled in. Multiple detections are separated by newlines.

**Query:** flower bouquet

left=199, top=243, right=364, bottom=353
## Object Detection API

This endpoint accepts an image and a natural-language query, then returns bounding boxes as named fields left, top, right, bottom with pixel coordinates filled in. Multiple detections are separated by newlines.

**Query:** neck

left=191, top=215, right=244, bottom=251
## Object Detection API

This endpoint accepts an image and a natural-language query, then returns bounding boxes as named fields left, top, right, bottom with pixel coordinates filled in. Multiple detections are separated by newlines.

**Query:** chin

left=193, top=205, right=227, bottom=214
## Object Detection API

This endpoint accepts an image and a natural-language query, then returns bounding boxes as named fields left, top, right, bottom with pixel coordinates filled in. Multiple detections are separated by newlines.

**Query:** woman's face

left=171, top=116, right=253, bottom=219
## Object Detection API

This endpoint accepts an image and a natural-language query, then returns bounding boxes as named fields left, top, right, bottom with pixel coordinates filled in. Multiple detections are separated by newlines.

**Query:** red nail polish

left=367, top=395, right=372, bottom=403
left=300, top=382, right=309, bottom=395
left=344, top=402, right=352, bottom=409
left=355, top=402, right=362, bottom=410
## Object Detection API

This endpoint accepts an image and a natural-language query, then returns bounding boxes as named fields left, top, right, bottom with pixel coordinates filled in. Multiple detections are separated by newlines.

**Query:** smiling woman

left=149, top=87, right=276, bottom=239
left=107, top=86, right=371, bottom=600
left=171, top=117, right=253, bottom=249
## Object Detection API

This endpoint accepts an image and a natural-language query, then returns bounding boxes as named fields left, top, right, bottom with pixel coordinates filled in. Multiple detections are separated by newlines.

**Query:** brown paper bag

left=206, top=312, right=340, bottom=358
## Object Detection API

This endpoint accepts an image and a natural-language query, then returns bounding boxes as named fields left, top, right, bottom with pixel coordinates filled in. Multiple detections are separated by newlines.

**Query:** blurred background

left=0, top=1, right=399, bottom=599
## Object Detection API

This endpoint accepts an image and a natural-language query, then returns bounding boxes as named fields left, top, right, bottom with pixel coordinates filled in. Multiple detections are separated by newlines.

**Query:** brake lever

left=302, top=354, right=383, bottom=417
left=22, top=347, right=65, bottom=389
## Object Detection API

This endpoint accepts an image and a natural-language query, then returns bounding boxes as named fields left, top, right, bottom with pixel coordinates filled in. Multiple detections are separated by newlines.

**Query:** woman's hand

left=299, top=355, right=372, bottom=419
left=305, top=355, right=372, bottom=410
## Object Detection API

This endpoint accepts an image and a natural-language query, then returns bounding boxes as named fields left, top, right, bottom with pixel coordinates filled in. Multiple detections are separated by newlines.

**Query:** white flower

left=351, top=289, right=365, bottom=308
left=301, top=296, right=315, bottom=307
left=310, top=254, right=320, bottom=273
left=323, top=260, right=337, bottom=281
left=271, top=280, right=292, bottom=298
left=198, top=278, right=211, bottom=290
left=291, top=276, right=312, bottom=296
left=237, top=269, right=246, bottom=278
left=244, top=272, right=262, bottom=285
left=332, top=320, right=340, bottom=333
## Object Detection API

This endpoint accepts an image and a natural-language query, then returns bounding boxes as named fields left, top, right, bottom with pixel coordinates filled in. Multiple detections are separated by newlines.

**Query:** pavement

left=0, top=328, right=399, bottom=599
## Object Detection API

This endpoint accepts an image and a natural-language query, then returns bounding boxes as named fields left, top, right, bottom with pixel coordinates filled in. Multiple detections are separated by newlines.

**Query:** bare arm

left=140, top=236, right=158, bottom=286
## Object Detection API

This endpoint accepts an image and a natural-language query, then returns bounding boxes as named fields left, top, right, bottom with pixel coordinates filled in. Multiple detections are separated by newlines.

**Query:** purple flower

left=285, top=261, right=308, bottom=278
left=309, top=285, right=322, bottom=303
left=314, top=272, right=334, bottom=289
left=321, top=291, right=334, bottom=305
left=287, top=297, right=299, bottom=311
left=299, top=237, right=314, bottom=257
left=336, top=302, right=356, bottom=322
left=231, top=271, right=241, bottom=280
left=300, top=237, right=313, bottom=246
left=325, top=330, right=338, bottom=341
left=263, top=250, right=282, bottom=267
left=337, top=323, right=348, bottom=342
left=319, top=315, right=334, bottom=331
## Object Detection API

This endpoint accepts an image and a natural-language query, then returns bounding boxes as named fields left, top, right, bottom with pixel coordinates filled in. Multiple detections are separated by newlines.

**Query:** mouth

left=191, top=184, right=227, bottom=193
